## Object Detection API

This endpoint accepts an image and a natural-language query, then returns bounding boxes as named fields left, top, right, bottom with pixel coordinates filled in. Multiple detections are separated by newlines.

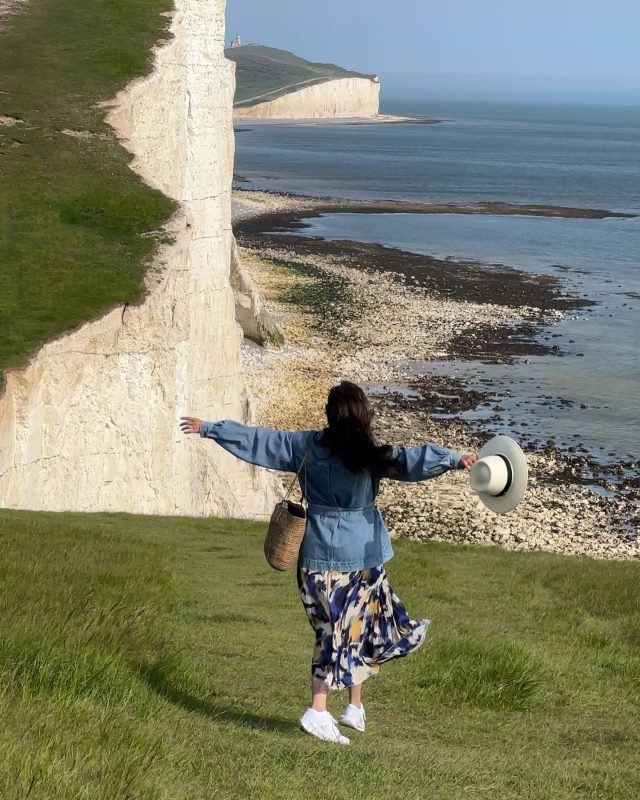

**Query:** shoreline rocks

left=234, top=189, right=639, bottom=560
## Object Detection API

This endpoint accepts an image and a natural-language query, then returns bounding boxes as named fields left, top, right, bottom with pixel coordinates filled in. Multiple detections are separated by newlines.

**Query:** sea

left=233, top=99, right=640, bottom=463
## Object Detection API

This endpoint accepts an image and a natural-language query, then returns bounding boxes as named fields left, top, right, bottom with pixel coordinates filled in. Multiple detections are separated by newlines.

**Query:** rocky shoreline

left=234, top=189, right=639, bottom=560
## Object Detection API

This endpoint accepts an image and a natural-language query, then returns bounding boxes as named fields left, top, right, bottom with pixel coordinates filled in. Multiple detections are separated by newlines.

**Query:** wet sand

left=235, top=189, right=639, bottom=560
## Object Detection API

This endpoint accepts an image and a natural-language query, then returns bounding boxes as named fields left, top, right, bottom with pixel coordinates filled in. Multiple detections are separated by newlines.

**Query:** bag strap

left=282, top=449, right=310, bottom=506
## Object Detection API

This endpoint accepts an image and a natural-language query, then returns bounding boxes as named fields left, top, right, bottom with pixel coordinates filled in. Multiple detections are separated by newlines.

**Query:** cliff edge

left=0, top=0, right=281, bottom=517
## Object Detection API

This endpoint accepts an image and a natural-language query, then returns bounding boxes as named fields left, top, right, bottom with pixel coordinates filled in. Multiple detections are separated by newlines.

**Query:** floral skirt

left=297, top=565, right=429, bottom=690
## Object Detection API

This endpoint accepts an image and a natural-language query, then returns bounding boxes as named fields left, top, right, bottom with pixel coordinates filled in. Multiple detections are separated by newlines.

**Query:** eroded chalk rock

left=235, top=77, right=380, bottom=119
left=0, top=0, right=281, bottom=517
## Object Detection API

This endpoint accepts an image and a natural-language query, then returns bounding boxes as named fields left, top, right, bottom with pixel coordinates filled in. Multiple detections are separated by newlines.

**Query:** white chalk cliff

left=235, top=76, right=380, bottom=119
left=0, top=0, right=281, bottom=517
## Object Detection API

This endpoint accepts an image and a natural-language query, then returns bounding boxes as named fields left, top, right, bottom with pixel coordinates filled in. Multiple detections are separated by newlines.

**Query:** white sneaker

left=299, top=708, right=350, bottom=745
left=340, top=703, right=366, bottom=732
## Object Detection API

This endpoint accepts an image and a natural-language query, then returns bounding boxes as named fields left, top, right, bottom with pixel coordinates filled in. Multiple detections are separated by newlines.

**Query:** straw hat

left=470, top=435, right=528, bottom=514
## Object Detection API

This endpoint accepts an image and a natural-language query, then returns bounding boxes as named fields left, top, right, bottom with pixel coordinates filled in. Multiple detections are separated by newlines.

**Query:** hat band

left=495, top=455, right=513, bottom=497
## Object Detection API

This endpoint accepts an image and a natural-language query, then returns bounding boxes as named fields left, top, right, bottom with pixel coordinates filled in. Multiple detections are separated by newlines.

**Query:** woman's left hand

left=180, top=416, right=202, bottom=435
left=459, top=453, right=477, bottom=470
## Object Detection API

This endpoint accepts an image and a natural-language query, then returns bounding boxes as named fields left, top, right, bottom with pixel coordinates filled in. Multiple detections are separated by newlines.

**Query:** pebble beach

left=234, top=188, right=639, bottom=561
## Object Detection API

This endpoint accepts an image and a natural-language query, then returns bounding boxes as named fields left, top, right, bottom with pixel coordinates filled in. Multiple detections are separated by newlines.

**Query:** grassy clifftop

left=1, top=508, right=639, bottom=797
left=226, top=44, right=377, bottom=107
left=0, top=0, right=176, bottom=386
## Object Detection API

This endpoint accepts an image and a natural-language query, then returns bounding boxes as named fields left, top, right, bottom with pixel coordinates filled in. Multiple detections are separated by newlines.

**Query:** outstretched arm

left=180, top=417, right=302, bottom=472
left=382, top=443, right=476, bottom=482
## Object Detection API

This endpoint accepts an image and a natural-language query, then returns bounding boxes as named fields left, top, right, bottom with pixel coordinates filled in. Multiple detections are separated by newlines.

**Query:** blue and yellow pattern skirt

left=298, top=566, right=429, bottom=690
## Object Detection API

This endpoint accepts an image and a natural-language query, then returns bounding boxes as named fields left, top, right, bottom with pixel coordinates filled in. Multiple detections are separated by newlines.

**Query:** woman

left=180, top=381, right=476, bottom=745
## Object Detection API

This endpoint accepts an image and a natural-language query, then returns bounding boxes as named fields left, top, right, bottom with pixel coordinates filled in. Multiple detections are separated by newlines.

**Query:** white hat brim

left=472, top=435, right=528, bottom=514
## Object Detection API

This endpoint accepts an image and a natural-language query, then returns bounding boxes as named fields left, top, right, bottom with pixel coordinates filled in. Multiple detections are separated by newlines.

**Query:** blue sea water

left=233, top=100, right=640, bottom=460
left=235, top=99, right=640, bottom=211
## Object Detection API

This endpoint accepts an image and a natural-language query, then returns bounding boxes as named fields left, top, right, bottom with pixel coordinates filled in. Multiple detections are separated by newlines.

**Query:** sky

left=225, top=1, right=640, bottom=103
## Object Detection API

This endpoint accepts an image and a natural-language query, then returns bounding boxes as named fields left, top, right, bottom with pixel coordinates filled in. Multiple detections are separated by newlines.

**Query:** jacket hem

left=299, top=550, right=394, bottom=572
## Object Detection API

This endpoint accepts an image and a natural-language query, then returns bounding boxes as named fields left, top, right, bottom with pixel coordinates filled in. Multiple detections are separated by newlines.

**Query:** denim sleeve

left=382, top=443, right=463, bottom=482
left=199, top=419, right=302, bottom=472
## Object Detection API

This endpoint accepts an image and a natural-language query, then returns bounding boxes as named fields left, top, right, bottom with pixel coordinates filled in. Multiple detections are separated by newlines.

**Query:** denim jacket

left=199, top=420, right=463, bottom=572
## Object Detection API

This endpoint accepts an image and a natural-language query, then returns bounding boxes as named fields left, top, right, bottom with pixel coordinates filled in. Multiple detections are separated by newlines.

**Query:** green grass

left=1, top=509, right=639, bottom=799
left=227, top=44, right=375, bottom=106
left=269, top=255, right=364, bottom=335
left=0, top=0, right=177, bottom=386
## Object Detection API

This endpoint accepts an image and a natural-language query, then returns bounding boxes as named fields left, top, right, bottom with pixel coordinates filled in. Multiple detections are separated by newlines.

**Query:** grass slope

left=227, top=44, right=375, bottom=107
left=1, top=508, right=638, bottom=799
left=0, top=0, right=176, bottom=387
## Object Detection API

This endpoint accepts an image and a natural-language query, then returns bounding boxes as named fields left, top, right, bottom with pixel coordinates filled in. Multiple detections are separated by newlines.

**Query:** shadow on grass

left=133, top=658, right=299, bottom=734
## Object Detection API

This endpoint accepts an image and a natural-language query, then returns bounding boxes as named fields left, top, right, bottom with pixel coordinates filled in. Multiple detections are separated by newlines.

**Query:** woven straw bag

left=264, top=451, right=309, bottom=571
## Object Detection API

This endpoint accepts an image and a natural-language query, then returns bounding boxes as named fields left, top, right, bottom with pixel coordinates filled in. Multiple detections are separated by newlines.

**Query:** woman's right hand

left=180, top=416, right=202, bottom=435
left=459, top=453, right=477, bottom=470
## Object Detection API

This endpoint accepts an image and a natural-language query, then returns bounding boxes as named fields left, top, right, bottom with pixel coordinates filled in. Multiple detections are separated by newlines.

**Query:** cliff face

left=0, top=0, right=281, bottom=517
left=235, top=76, right=380, bottom=119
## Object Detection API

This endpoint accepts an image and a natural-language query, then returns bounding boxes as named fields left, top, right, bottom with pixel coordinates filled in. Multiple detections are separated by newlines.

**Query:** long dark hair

left=318, top=381, right=399, bottom=474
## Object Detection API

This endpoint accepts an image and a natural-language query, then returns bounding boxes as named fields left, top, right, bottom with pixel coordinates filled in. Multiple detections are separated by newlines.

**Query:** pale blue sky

left=225, top=1, right=640, bottom=102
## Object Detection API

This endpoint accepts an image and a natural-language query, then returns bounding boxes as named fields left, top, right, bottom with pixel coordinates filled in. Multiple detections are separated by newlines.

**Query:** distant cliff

left=227, top=44, right=380, bottom=119
left=235, top=76, right=379, bottom=119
